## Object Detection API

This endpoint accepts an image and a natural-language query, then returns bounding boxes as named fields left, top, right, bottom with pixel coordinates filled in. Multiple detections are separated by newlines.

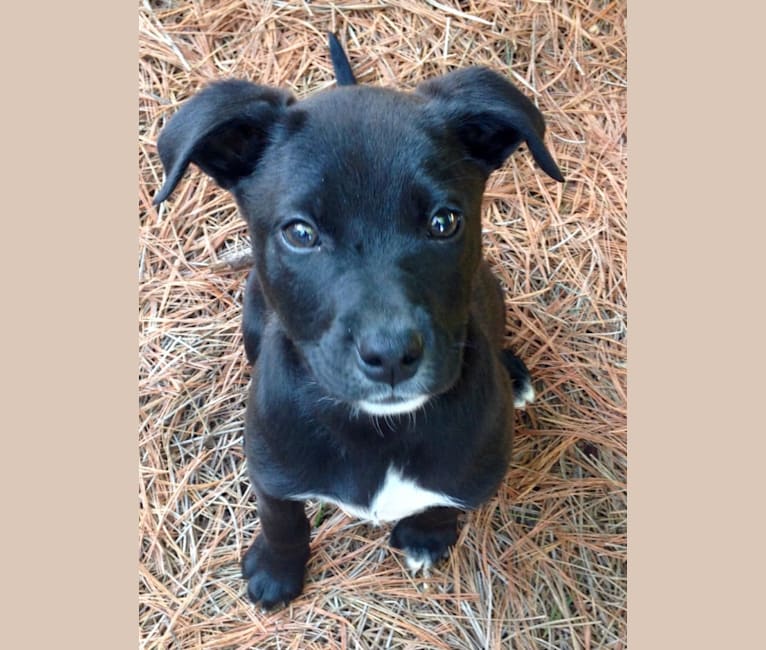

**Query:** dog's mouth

left=356, top=394, right=430, bottom=417
left=301, top=320, right=467, bottom=419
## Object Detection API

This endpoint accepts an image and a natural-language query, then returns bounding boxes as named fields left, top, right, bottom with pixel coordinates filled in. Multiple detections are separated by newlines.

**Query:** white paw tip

left=513, top=382, right=535, bottom=409
left=405, top=551, right=433, bottom=575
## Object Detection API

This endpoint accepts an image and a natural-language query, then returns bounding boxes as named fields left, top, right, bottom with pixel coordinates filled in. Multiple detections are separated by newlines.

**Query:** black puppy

left=154, top=34, right=563, bottom=609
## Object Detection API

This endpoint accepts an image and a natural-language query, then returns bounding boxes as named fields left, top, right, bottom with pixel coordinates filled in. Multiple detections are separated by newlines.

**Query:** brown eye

left=281, top=220, right=319, bottom=250
left=427, top=209, right=462, bottom=239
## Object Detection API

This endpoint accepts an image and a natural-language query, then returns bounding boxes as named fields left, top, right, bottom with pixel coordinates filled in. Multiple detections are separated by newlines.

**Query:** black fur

left=327, top=32, right=356, bottom=86
left=154, top=37, right=562, bottom=609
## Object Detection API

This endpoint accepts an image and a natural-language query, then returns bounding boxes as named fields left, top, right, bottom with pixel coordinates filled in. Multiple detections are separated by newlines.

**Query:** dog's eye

left=427, top=209, right=462, bottom=239
left=281, top=220, right=319, bottom=250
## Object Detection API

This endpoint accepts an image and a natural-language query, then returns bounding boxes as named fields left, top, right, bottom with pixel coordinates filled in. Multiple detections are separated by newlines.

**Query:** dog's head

left=154, top=66, right=562, bottom=417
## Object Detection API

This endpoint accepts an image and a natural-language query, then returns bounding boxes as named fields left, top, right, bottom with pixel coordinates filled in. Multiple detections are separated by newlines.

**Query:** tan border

left=629, top=2, right=765, bottom=648
left=11, top=1, right=762, bottom=647
left=4, top=3, right=136, bottom=649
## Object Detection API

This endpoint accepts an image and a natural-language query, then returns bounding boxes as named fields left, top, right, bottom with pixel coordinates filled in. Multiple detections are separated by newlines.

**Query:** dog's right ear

left=153, top=80, right=295, bottom=205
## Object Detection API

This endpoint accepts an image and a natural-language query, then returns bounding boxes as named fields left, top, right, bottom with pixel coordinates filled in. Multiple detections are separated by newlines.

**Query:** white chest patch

left=293, top=466, right=463, bottom=525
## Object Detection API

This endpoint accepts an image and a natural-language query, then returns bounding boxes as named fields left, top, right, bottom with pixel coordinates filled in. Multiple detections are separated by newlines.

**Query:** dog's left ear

left=417, top=67, right=564, bottom=181
left=153, top=80, right=296, bottom=205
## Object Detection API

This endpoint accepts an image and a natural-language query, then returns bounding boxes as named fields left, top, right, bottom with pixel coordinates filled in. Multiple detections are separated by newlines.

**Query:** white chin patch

left=358, top=395, right=429, bottom=417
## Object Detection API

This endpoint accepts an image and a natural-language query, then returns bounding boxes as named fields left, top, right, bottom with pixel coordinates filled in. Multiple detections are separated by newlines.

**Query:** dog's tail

left=328, top=32, right=356, bottom=86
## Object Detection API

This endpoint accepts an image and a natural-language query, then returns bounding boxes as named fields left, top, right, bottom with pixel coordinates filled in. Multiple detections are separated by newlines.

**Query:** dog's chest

left=297, top=465, right=461, bottom=525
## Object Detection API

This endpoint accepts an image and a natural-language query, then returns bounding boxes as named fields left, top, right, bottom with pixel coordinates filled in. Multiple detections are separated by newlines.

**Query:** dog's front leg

left=242, top=489, right=311, bottom=608
left=242, top=268, right=268, bottom=365
left=389, top=506, right=461, bottom=573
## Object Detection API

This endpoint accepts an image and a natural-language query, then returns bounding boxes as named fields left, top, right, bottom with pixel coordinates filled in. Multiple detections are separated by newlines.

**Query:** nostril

left=357, top=339, right=383, bottom=368
left=363, top=353, right=384, bottom=368
left=402, top=333, right=424, bottom=366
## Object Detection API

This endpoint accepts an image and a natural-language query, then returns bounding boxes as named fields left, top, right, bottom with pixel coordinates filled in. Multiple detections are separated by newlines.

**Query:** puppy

left=154, top=34, right=563, bottom=609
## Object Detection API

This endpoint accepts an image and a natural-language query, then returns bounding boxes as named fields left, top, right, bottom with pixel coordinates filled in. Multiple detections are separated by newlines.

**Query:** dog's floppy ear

left=416, top=67, right=564, bottom=181
left=153, top=80, right=296, bottom=205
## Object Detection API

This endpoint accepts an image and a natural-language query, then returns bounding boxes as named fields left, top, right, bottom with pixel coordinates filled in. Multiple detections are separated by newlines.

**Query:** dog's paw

left=389, top=514, right=458, bottom=575
left=500, top=349, right=535, bottom=409
left=241, top=535, right=309, bottom=609
left=401, top=547, right=443, bottom=574
left=513, top=378, right=535, bottom=410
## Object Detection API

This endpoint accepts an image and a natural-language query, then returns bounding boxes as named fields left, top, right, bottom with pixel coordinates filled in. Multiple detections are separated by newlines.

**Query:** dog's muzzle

left=352, top=327, right=430, bottom=416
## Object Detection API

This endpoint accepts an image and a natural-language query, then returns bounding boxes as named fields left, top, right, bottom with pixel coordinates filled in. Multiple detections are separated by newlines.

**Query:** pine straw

left=139, top=1, right=626, bottom=648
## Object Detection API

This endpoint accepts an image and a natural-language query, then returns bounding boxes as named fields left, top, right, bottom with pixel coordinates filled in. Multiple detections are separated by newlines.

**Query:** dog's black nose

left=356, top=329, right=424, bottom=386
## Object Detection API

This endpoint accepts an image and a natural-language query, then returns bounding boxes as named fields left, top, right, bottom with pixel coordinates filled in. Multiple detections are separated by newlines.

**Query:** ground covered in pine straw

left=139, top=1, right=626, bottom=648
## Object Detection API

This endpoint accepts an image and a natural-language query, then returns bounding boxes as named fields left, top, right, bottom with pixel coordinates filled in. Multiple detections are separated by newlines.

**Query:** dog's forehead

left=244, top=85, right=486, bottom=239
left=283, top=86, right=436, bottom=164
left=296, top=85, right=425, bottom=129
left=262, top=87, right=467, bottom=219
